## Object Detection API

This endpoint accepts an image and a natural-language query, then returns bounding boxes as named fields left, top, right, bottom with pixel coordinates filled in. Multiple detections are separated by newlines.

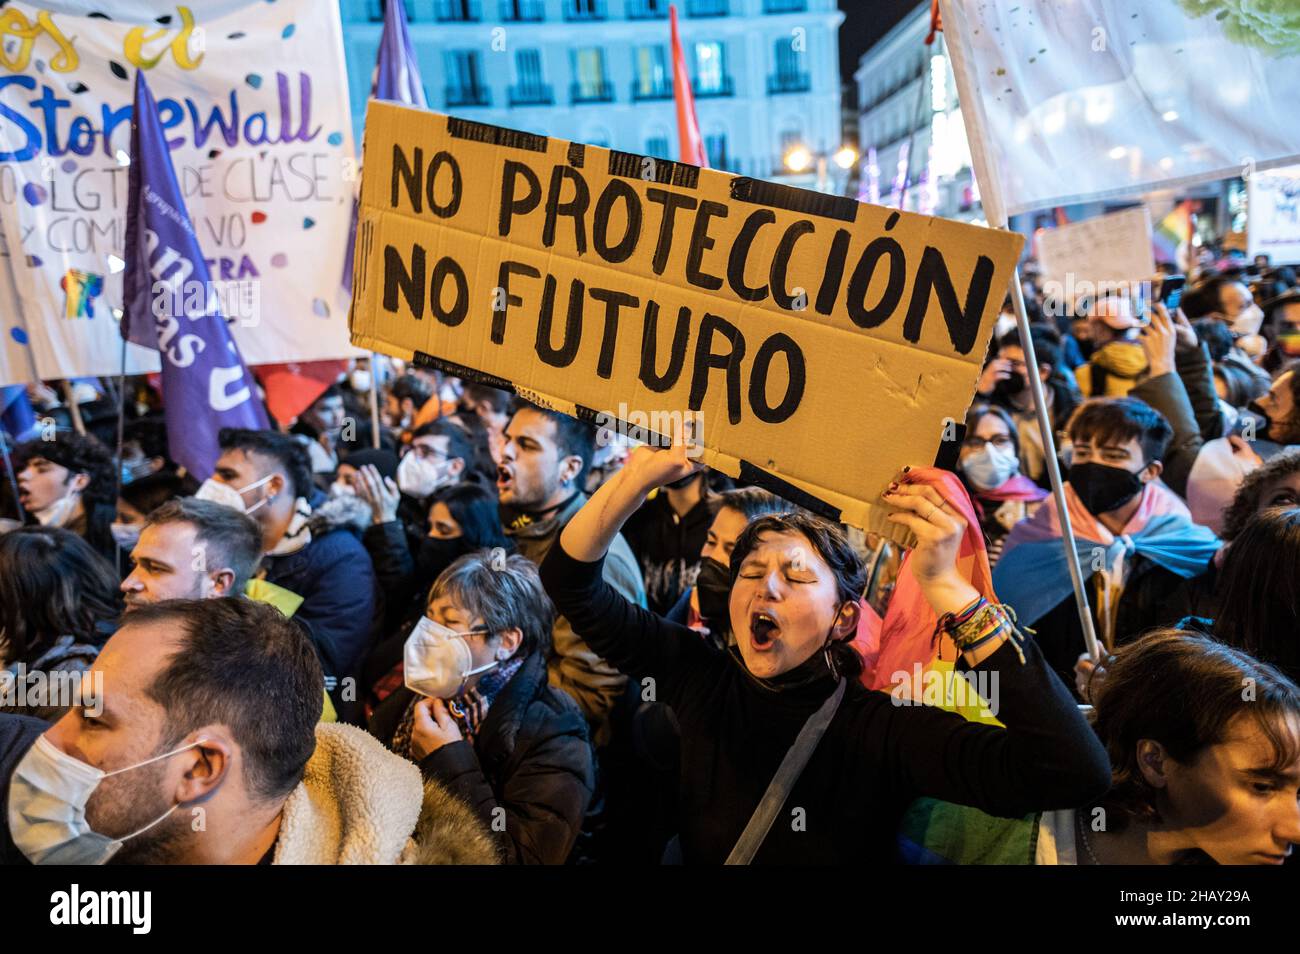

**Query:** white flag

left=941, top=0, right=1300, bottom=223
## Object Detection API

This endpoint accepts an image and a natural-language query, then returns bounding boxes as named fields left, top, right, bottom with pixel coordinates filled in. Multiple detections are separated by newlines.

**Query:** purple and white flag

left=123, top=70, right=268, bottom=480
left=343, top=0, right=428, bottom=294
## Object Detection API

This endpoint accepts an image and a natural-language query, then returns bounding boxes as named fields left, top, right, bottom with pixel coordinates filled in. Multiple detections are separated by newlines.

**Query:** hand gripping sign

left=348, top=103, right=1023, bottom=543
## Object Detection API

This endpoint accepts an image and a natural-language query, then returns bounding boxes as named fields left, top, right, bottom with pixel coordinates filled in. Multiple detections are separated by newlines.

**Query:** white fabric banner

left=1248, top=164, right=1300, bottom=264
left=941, top=0, right=1300, bottom=221
left=0, top=0, right=361, bottom=385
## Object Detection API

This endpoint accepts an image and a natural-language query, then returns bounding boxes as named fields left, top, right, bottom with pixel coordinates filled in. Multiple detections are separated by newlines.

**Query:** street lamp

left=784, top=142, right=858, bottom=194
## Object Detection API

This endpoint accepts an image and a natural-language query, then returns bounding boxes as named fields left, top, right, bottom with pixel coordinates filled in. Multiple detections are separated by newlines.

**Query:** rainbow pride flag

left=1154, top=201, right=1195, bottom=271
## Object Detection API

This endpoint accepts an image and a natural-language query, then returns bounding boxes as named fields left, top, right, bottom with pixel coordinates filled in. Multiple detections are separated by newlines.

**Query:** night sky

left=839, top=0, right=923, bottom=87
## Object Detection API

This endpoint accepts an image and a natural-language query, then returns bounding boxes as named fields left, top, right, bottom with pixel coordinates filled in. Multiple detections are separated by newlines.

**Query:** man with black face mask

left=621, top=470, right=713, bottom=616
left=976, top=330, right=1080, bottom=488
left=993, top=397, right=1221, bottom=692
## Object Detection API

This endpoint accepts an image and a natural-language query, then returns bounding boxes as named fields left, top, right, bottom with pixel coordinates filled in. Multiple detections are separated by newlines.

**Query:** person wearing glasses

left=955, top=403, right=1047, bottom=567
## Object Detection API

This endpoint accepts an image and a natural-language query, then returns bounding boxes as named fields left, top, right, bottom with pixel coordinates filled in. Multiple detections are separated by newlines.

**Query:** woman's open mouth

left=750, top=611, right=780, bottom=652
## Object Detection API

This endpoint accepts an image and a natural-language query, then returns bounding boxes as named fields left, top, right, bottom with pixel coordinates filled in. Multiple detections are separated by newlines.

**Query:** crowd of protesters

left=1, top=250, right=1298, bottom=866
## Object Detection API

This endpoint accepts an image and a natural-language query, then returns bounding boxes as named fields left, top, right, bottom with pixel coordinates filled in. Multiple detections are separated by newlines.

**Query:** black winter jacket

left=370, top=651, right=595, bottom=864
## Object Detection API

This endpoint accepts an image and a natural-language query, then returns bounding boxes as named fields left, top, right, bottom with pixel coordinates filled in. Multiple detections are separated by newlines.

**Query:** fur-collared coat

left=273, top=723, right=498, bottom=865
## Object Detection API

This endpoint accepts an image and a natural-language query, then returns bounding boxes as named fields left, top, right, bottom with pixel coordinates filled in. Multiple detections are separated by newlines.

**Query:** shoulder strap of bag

left=724, top=677, right=846, bottom=865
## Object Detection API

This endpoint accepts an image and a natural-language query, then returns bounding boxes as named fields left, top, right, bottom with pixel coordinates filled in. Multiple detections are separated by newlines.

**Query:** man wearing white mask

left=14, top=431, right=119, bottom=570
left=4, top=598, right=496, bottom=865
left=196, top=429, right=377, bottom=706
left=1179, top=275, right=1268, bottom=362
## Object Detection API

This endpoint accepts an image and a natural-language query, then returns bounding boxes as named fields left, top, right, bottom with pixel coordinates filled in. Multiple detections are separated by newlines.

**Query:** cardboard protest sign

left=1036, top=207, right=1155, bottom=312
left=349, top=102, right=1024, bottom=541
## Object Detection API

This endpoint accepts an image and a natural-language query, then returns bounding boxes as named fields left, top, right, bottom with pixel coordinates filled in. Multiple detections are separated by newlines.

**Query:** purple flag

left=122, top=70, right=269, bottom=480
left=342, top=0, right=427, bottom=293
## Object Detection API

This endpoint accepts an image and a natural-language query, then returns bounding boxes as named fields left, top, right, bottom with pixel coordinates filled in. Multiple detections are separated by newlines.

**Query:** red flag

left=254, top=360, right=348, bottom=424
left=925, top=0, right=942, bottom=45
left=669, top=5, right=708, bottom=168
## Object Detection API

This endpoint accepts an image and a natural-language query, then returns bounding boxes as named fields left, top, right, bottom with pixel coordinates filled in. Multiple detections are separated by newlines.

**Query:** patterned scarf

left=393, top=654, right=525, bottom=760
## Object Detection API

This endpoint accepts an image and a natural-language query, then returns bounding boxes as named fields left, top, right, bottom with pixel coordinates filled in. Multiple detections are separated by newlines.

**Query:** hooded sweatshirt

left=1075, top=340, right=1149, bottom=398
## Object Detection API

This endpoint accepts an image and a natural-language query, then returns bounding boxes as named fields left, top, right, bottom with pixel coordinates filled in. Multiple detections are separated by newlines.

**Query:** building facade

left=338, top=0, right=843, bottom=186
left=854, top=2, right=975, bottom=219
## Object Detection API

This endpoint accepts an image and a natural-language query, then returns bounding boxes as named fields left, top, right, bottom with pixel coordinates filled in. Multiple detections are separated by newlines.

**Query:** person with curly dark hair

left=1220, top=447, right=1300, bottom=543
left=0, top=527, right=120, bottom=722
left=14, top=430, right=118, bottom=569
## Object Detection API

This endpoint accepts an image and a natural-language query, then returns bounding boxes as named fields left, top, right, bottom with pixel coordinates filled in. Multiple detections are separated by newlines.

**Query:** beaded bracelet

left=935, top=596, right=1028, bottom=665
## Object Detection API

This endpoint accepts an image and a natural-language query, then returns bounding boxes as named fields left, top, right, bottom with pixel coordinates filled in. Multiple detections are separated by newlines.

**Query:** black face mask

left=1068, top=461, right=1144, bottom=515
left=694, top=557, right=731, bottom=639
left=665, top=472, right=700, bottom=491
left=993, top=373, right=1025, bottom=401
left=416, top=535, right=472, bottom=582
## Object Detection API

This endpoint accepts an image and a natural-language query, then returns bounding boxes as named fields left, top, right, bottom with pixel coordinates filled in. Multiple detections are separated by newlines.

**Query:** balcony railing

left=626, top=0, right=669, bottom=18
left=768, top=71, right=810, bottom=94
left=763, top=0, right=807, bottom=12
left=435, top=0, right=480, bottom=21
left=693, top=74, right=734, bottom=98
left=499, top=0, right=545, bottom=20
left=509, top=83, right=555, bottom=106
left=686, top=0, right=728, bottom=16
left=570, top=80, right=615, bottom=103
left=445, top=84, right=492, bottom=107
left=631, top=79, right=673, bottom=100
left=564, top=0, right=607, bottom=20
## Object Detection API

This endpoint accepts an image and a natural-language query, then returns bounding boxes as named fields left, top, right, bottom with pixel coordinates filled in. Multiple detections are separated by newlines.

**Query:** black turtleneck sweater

left=540, top=541, right=1111, bottom=865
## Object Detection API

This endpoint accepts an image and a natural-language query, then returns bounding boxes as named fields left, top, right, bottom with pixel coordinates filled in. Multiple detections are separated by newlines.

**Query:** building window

left=645, top=135, right=670, bottom=158
left=627, top=0, right=669, bottom=18
left=565, top=0, right=606, bottom=21
left=769, top=36, right=810, bottom=93
left=686, top=0, right=729, bottom=16
left=693, top=41, right=731, bottom=97
left=444, top=50, right=490, bottom=107
left=500, top=0, right=545, bottom=20
left=705, top=131, right=729, bottom=170
left=436, top=0, right=480, bottom=21
left=633, top=45, right=671, bottom=100
left=571, top=47, right=613, bottom=103
left=763, top=0, right=806, bottom=12
left=510, top=49, right=553, bottom=105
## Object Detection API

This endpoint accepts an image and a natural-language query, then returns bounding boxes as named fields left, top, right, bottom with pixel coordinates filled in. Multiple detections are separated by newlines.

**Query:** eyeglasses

left=963, top=434, right=1014, bottom=451
left=411, top=444, right=450, bottom=463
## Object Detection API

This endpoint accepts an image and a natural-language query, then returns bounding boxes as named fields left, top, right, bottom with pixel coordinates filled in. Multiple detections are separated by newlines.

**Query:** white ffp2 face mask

left=403, top=616, right=501, bottom=700
left=194, top=473, right=274, bottom=515
left=396, top=452, right=446, bottom=500
left=7, top=735, right=204, bottom=865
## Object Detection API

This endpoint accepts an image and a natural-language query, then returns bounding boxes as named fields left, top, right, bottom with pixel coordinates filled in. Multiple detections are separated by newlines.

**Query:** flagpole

left=113, top=333, right=128, bottom=567
left=61, top=380, right=86, bottom=435
left=897, top=57, right=929, bottom=212
left=940, top=0, right=1101, bottom=661
left=368, top=352, right=381, bottom=449
left=1, top=430, right=23, bottom=523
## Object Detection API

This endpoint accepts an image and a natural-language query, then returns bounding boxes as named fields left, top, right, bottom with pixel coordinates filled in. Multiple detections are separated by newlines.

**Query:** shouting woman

left=539, top=441, right=1110, bottom=864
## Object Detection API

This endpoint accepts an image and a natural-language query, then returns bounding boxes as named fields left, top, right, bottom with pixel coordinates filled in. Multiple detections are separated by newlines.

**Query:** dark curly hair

left=15, top=430, right=118, bottom=556
left=1220, top=447, right=1300, bottom=541
left=1093, top=629, right=1300, bottom=831
left=729, top=511, right=867, bottom=680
